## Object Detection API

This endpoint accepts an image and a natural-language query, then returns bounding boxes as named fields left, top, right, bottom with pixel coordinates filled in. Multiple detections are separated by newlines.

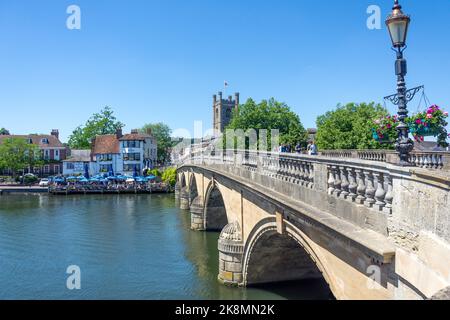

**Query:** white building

left=63, top=150, right=95, bottom=176
left=90, top=129, right=157, bottom=176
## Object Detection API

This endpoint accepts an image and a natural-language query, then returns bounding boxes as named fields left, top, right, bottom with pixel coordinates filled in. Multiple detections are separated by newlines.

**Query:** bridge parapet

left=185, top=149, right=450, bottom=243
left=319, top=149, right=450, bottom=170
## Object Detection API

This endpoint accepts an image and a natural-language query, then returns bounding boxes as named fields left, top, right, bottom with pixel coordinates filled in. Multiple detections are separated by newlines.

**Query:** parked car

left=39, top=178, right=50, bottom=187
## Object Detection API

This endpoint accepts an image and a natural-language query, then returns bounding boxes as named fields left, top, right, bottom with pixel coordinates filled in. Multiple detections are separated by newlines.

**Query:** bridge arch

left=188, top=171, right=199, bottom=206
left=242, top=218, right=336, bottom=299
left=203, top=181, right=228, bottom=231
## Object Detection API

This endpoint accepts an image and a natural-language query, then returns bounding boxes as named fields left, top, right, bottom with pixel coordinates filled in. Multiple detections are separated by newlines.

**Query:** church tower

left=213, top=92, right=240, bottom=135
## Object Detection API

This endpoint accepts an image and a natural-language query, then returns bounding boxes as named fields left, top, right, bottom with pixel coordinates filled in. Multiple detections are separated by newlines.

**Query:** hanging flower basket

left=409, top=125, right=440, bottom=137
left=406, top=105, right=449, bottom=147
left=372, top=129, right=392, bottom=143
left=372, top=115, right=398, bottom=144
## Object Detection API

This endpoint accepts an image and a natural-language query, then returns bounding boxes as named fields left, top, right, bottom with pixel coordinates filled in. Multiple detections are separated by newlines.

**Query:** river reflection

left=0, top=194, right=331, bottom=300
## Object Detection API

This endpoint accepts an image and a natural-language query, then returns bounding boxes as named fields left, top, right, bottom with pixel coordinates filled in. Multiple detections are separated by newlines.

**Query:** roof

left=0, top=134, right=64, bottom=148
left=64, top=150, right=91, bottom=162
left=119, top=133, right=153, bottom=141
left=413, top=141, right=447, bottom=152
left=92, top=135, right=120, bottom=154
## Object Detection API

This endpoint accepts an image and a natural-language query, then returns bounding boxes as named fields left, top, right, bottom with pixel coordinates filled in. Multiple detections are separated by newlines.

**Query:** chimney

left=131, top=129, right=139, bottom=134
left=51, top=129, right=59, bottom=140
left=235, top=92, right=240, bottom=111
left=218, top=91, right=223, bottom=100
left=146, top=128, right=152, bottom=136
left=116, top=128, right=123, bottom=139
left=213, top=94, right=217, bottom=104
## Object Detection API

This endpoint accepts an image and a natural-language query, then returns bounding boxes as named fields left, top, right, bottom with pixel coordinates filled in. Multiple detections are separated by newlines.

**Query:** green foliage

left=162, top=167, right=177, bottom=187
left=68, top=106, right=125, bottom=149
left=0, top=128, right=10, bottom=135
left=149, top=169, right=162, bottom=177
left=24, top=174, right=38, bottom=185
left=0, top=137, right=43, bottom=176
left=140, top=123, right=173, bottom=164
left=316, top=102, right=389, bottom=150
left=225, top=98, right=308, bottom=150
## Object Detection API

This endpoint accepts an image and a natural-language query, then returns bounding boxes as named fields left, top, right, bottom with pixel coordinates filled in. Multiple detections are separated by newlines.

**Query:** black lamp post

left=386, top=0, right=414, bottom=166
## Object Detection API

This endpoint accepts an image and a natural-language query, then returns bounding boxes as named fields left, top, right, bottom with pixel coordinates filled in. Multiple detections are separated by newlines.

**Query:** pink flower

left=387, top=124, right=392, bottom=129
left=444, top=112, right=449, bottom=117
left=415, top=119, right=422, bottom=124
left=426, top=114, right=433, bottom=119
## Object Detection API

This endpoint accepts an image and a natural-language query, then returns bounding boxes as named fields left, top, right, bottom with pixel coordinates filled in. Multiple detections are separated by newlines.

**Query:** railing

left=185, top=150, right=398, bottom=214
left=320, top=149, right=449, bottom=170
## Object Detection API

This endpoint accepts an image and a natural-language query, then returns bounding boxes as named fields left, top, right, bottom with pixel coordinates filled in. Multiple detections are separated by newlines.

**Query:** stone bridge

left=175, top=150, right=450, bottom=300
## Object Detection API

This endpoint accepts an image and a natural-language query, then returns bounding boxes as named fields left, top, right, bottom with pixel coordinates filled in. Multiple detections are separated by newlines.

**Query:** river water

left=0, top=194, right=331, bottom=300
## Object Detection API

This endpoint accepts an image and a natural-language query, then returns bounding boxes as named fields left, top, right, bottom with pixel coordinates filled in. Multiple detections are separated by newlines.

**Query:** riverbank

left=0, top=186, right=48, bottom=195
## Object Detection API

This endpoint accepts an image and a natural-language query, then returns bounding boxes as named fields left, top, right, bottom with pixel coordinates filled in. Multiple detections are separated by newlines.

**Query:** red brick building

left=0, top=129, right=67, bottom=176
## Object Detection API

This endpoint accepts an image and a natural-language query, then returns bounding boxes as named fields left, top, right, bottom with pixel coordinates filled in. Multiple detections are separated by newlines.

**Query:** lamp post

left=386, top=0, right=414, bottom=166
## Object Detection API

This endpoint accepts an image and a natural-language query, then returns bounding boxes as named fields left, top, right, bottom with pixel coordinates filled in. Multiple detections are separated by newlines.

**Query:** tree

left=140, top=123, right=173, bottom=164
left=225, top=98, right=308, bottom=150
left=68, top=107, right=125, bottom=149
left=0, top=137, right=43, bottom=177
left=315, top=102, right=389, bottom=150
left=162, top=167, right=176, bottom=187
left=0, top=128, right=10, bottom=135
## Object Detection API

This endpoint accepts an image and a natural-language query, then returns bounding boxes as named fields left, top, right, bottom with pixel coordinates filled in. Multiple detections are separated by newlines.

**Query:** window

left=123, top=164, right=141, bottom=172
left=27, top=138, right=33, bottom=144
left=44, top=165, right=50, bottom=174
left=123, top=153, right=141, bottom=161
left=99, top=164, right=113, bottom=173
left=123, top=141, right=139, bottom=148
left=41, top=138, right=49, bottom=144
left=66, top=163, right=75, bottom=170
left=54, top=165, right=60, bottom=174
left=44, top=150, right=50, bottom=160
left=98, top=154, right=113, bottom=162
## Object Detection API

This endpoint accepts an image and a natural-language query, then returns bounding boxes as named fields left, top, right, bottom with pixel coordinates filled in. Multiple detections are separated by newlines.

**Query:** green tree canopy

left=68, top=107, right=125, bottom=149
left=140, top=123, right=173, bottom=164
left=0, top=128, right=10, bottom=135
left=316, top=102, right=389, bottom=150
left=225, top=98, right=308, bottom=149
left=0, top=137, right=43, bottom=176
left=162, top=167, right=176, bottom=187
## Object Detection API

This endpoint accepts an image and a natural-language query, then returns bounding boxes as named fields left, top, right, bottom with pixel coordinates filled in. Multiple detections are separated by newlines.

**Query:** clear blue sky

left=0, top=0, right=449, bottom=142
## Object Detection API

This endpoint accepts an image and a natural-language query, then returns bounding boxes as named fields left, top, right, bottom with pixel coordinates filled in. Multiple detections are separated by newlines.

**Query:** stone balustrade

left=319, top=149, right=449, bottom=170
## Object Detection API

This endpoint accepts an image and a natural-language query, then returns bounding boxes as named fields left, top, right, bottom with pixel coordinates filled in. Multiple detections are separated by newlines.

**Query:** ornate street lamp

left=386, top=0, right=414, bottom=166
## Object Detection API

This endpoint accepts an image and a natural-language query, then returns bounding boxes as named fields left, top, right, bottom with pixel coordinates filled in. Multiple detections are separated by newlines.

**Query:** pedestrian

left=310, top=141, right=318, bottom=156
left=295, top=143, right=302, bottom=154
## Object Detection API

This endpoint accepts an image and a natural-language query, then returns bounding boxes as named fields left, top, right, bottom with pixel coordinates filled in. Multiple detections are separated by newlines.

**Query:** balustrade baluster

left=308, top=163, right=314, bottom=188
left=383, top=174, right=393, bottom=215
left=339, top=167, right=349, bottom=199
left=347, top=168, right=357, bottom=202
left=373, top=172, right=386, bottom=211
left=364, top=171, right=376, bottom=208
left=333, top=166, right=342, bottom=197
left=327, top=166, right=335, bottom=195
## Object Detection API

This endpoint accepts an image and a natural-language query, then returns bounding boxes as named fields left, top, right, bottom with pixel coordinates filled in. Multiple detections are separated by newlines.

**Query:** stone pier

left=190, top=196, right=205, bottom=231
left=218, top=222, right=244, bottom=287
left=179, top=187, right=190, bottom=210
